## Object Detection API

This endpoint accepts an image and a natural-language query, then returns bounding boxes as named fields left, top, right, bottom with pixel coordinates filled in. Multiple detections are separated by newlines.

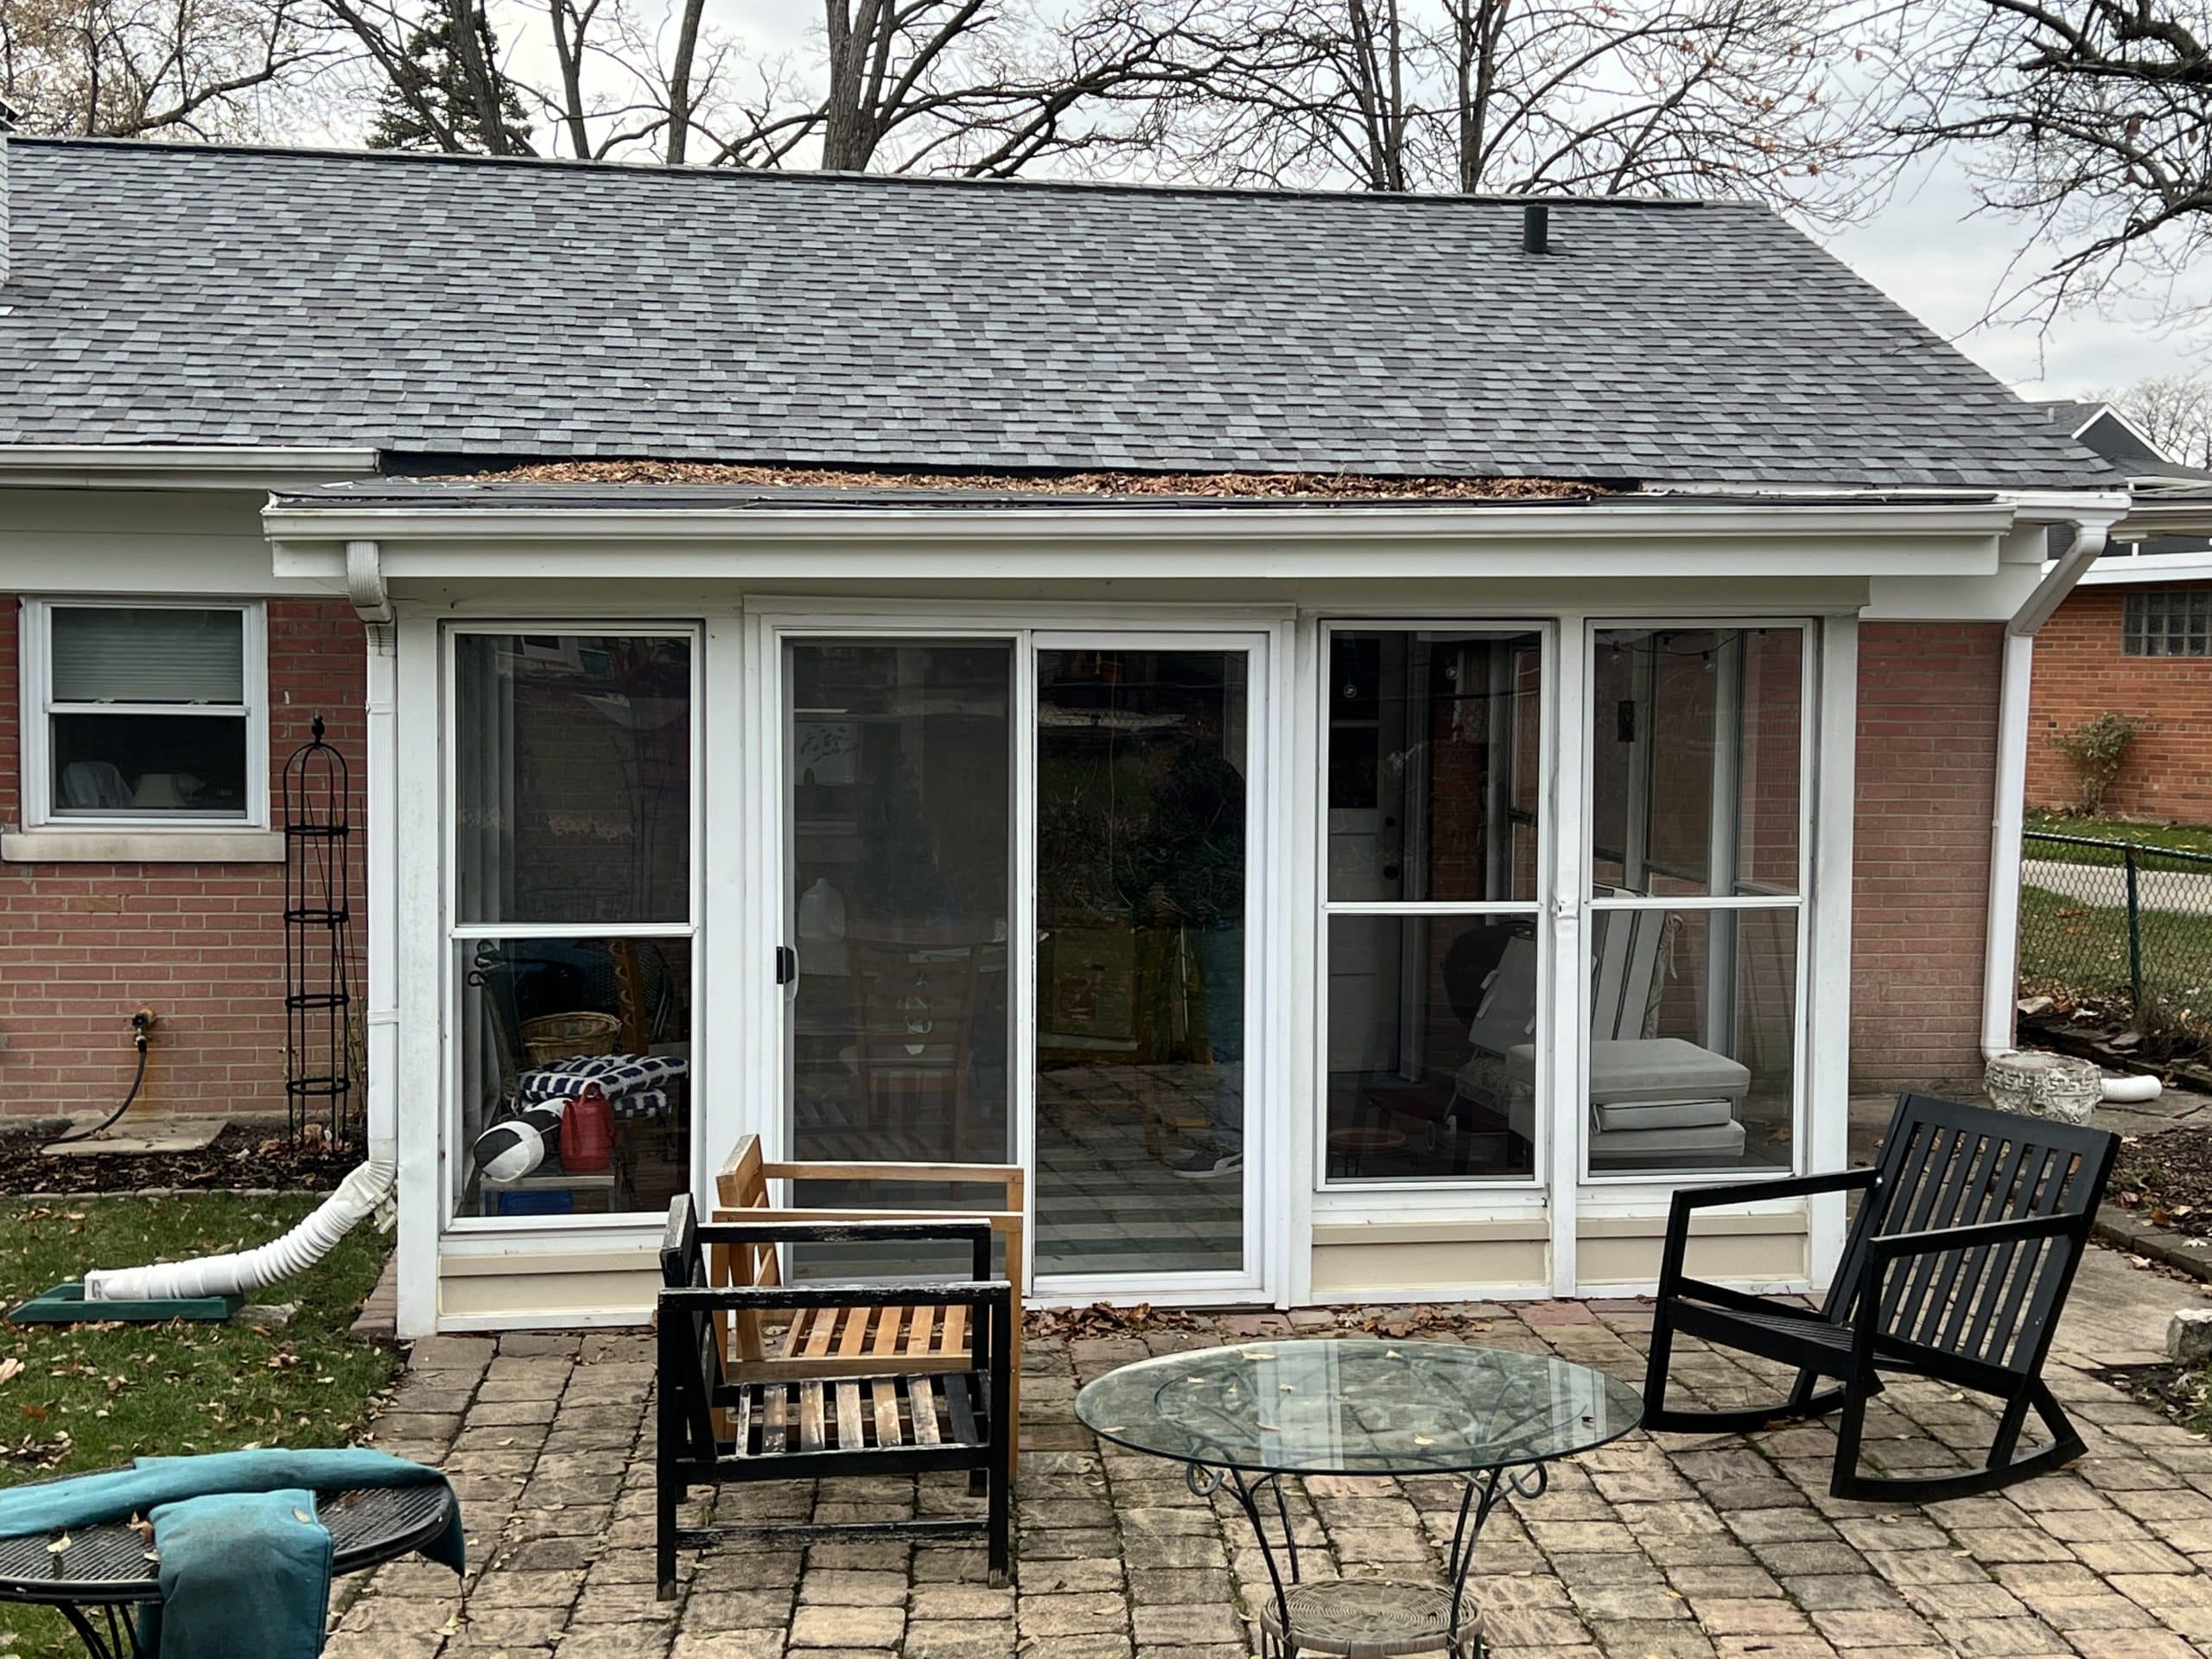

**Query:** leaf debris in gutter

left=458, top=460, right=1603, bottom=501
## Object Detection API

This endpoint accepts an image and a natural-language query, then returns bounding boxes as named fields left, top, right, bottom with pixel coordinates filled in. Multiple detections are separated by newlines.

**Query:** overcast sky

left=1826, top=157, right=2212, bottom=398
left=692, top=2, right=2210, bottom=401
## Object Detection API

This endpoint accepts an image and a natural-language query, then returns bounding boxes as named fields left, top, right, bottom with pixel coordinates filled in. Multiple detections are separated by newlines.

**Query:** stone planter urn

left=1984, top=1051, right=2103, bottom=1125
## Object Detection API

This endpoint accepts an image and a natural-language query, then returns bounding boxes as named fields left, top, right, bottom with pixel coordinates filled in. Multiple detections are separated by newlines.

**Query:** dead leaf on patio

left=1027, top=1303, right=1201, bottom=1339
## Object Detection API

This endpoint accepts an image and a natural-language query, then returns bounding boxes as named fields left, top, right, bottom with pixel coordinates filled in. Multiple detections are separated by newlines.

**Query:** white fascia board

left=0, top=445, right=380, bottom=491
left=2069, top=549, right=2212, bottom=586
left=266, top=499, right=2019, bottom=583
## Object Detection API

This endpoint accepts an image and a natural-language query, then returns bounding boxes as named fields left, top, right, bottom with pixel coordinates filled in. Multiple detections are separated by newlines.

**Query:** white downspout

left=86, top=542, right=399, bottom=1302
left=1981, top=520, right=2110, bottom=1063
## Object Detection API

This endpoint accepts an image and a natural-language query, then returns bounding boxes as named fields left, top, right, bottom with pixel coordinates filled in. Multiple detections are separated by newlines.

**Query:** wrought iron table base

left=55, top=1602, right=143, bottom=1659
left=1190, top=1460, right=1548, bottom=1658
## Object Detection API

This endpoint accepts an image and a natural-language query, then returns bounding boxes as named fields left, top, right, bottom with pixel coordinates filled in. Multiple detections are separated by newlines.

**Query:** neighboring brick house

left=2024, top=404, right=2212, bottom=822
left=0, top=136, right=2129, bottom=1330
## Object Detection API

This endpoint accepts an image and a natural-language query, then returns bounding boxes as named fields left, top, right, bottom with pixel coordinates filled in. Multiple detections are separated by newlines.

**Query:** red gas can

left=561, top=1086, right=614, bottom=1173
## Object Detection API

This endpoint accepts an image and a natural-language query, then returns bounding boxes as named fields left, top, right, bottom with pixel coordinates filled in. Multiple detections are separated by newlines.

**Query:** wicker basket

left=521, top=1010, right=621, bottom=1067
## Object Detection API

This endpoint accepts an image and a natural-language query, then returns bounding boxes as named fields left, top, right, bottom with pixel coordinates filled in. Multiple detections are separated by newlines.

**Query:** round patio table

left=1076, top=1338, right=1643, bottom=1658
left=0, top=1479, right=458, bottom=1659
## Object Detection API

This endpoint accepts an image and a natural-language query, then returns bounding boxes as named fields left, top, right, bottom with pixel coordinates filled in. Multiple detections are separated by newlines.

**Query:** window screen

left=2123, top=591, right=2212, bottom=658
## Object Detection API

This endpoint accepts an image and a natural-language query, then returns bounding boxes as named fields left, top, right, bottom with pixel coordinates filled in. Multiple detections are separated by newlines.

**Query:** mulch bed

left=0, top=1127, right=357, bottom=1196
left=2112, top=1125, right=2212, bottom=1239
left=2097, top=1359, right=2212, bottom=1437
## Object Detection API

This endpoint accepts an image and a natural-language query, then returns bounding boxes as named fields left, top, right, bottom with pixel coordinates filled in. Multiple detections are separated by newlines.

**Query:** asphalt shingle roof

left=0, top=137, right=2117, bottom=490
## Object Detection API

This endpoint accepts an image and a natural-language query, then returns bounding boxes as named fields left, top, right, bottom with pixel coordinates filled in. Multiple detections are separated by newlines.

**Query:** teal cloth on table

left=136, top=1488, right=330, bottom=1659
left=0, top=1449, right=463, bottom=1659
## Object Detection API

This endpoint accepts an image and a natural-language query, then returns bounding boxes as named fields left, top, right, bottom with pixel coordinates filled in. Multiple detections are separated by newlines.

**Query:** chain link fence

left=2019, top=830, right=2212, bottom=1060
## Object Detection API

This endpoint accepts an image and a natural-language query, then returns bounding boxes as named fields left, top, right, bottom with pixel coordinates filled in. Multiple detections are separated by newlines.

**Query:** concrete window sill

left=1, top=829, right=286, bottom=864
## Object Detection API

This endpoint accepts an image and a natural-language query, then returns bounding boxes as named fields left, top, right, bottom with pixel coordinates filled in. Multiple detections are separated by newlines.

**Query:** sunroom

left=265, top=481, right=2070, bottom=1336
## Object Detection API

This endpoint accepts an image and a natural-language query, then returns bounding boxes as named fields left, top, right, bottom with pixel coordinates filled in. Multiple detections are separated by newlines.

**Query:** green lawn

left=0, top=1197, right=398, bottom=1659
left=2018, top=883, right=2212, bottom=1038
left=2024, top=810, right=2212, bottom=861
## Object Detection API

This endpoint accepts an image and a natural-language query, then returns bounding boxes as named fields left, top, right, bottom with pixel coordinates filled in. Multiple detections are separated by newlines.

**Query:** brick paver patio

left=328, top=1261, right=2212, bottom=1659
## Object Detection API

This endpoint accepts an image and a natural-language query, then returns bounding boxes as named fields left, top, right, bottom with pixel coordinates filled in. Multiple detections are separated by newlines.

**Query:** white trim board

left=268, top=499, right=2025, bottom=583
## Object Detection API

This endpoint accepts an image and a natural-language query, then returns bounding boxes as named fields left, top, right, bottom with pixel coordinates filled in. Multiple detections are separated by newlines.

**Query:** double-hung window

left=22, top=600, right=267, bottom=828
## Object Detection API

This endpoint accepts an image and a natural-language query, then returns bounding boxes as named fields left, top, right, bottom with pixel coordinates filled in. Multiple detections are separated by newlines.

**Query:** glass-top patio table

left=1076, top=1338, right=1643, bottom=1658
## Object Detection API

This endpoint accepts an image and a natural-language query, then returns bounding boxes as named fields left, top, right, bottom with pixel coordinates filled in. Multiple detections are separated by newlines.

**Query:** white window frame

left=1313, top=620, right=1558, bottom=1196
left=19, top=596, right=270, bottom=831
left=439, top=620, right=705, bottom=1235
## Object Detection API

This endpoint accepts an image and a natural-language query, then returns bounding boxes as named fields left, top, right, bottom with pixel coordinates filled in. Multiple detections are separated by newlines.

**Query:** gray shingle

left=0, top=137, right=2115, bottom=491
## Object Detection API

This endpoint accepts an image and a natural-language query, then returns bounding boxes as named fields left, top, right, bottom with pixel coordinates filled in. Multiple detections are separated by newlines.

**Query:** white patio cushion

left=1503, top=1037, right=1751, bottom=1103
left=1592, top=1097, right=1737, bottom=1133
left=1590, top=1119, right=1747, bottom=1159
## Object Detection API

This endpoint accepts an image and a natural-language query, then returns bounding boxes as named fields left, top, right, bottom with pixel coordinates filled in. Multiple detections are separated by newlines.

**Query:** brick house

left=0, top=137, right=2128, bottom=1333
left=2024, top=410, right=2212, bottom=822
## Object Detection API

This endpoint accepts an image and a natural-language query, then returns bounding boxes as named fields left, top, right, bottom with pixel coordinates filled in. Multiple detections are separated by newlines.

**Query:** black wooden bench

left=655, top=1195, right=1013, bottom=1596
left=1643, top=1092, right=2119, bottom=1501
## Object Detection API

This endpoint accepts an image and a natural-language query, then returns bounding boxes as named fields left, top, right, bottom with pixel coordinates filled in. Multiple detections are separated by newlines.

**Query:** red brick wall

left=2026, top=581, right=2212, bottom=823
left=0, top=600, right=365, bottom=1124
left=1850, top=621, right=2003, bottom=1089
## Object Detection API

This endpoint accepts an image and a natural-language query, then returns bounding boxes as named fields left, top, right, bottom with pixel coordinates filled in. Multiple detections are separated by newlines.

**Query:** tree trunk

left=664, top=0, right=707, bottom=163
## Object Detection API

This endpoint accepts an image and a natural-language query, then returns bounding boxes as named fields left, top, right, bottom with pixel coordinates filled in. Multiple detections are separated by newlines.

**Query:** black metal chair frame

left=1643, top=1092, right=2119, bottom=1502
left=655, top=1195, right=1014, bottom=1598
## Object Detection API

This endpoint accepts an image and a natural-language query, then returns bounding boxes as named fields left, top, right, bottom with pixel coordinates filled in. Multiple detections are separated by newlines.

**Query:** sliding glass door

left=772, top=626, right=1267, bottom=1295
left=1033, top=640, right=1255, bottom=1281
left=783, top=639, right=1016, bottom=1175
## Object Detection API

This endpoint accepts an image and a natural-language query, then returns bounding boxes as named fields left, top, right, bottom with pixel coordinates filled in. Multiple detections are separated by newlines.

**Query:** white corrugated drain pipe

left=86, top=541, right=400, bottom=1305
left=1981, top=518, right=2108, bottom=1065
left=86, top=1157, right=397, bottom=1301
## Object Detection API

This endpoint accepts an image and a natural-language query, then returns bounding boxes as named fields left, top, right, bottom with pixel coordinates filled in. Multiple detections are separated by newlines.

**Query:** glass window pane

left=786, top=640, right=1014, bottom=1194
left=1035, top=647, right=1248, bottom=1275
left=453, top=633, right=692, bottom=926
left=1582, top=906, right=1795, bottom=1176
left=1327, top=914, right=1539, bottom=1181
left=1327, top=631, right=1542, bottom=902
left=1590, top=627, right=1801, bottom=898
left=51, top=711, right=249, bottom=817
left=50, top=607, right=244, bottom=705
left=454, top=934, right=691, bottom=1217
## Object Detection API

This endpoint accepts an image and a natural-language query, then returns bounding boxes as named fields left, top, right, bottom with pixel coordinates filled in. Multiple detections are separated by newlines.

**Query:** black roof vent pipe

left=1523, top=200, right=1550, bottom=255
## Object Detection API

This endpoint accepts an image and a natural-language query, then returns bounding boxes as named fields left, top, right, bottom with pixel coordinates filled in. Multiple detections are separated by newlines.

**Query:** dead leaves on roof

left=466, top=459, right=1598, bottom=500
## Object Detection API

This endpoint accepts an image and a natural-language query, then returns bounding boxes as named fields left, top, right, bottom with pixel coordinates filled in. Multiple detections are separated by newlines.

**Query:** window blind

left=49, top=607, right=245, bottom=704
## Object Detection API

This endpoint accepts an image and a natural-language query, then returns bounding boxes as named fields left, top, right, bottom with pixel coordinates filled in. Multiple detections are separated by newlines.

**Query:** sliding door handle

left=773, top=944, right=798, bottom=985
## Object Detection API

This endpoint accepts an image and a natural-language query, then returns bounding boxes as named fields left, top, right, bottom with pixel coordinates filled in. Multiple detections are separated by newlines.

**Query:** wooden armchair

left=656, top=1196, right=1013, bottom=1596
left=712, top=1136, right=1025, bottom=1469
left=1643, top=1092, right=2118, bottom=1501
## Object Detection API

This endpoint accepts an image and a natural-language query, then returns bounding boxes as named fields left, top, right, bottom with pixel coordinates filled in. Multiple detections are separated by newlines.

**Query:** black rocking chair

left=1643, top=1091, right=2119, bottom=1502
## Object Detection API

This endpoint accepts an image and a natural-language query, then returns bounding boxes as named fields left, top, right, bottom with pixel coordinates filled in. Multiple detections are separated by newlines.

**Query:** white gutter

left=263, top=497, right=2018, bottom=548
left=0, top=444, right=380, bottom=491
left=1981, top=518, right=2112, bottom=1064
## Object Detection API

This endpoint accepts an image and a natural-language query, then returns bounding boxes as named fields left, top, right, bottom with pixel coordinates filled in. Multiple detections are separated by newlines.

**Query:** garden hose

left=41, top=1011, right=154, bottom=1151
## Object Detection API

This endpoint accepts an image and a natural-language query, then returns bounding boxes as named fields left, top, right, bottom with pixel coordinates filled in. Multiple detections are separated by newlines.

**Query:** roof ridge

left=8, top=133, right=1737, bottom=211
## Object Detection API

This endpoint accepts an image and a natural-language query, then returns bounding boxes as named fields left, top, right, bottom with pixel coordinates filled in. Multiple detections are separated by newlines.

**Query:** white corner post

left=1981, top=519, right=2111, bottom=1064
left=1808, top=614, right=1858, bottom=1288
